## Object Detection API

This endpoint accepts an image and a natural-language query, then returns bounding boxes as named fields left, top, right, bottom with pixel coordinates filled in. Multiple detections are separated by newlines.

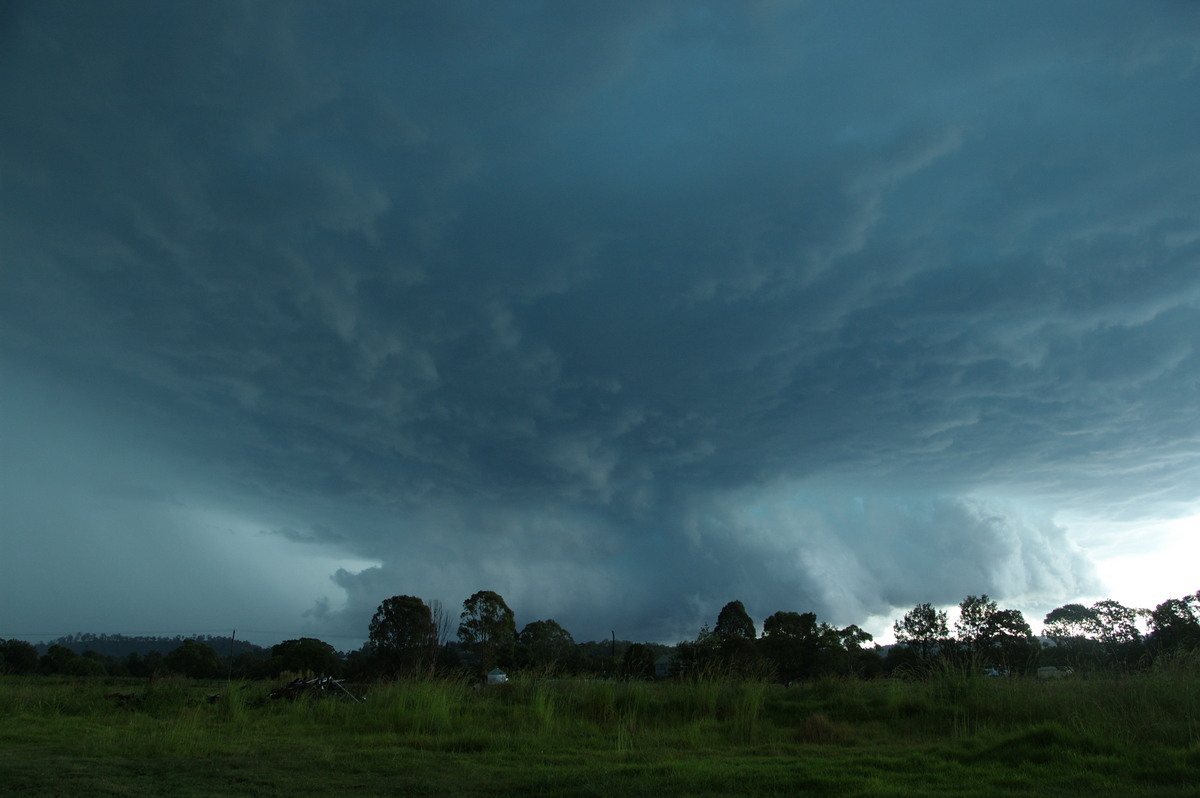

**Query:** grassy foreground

left=2, top=666, right=1198, bottom=797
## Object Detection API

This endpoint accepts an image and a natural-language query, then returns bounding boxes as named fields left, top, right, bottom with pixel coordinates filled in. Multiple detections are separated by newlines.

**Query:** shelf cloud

left=3, top=1, right=1198, bottom=646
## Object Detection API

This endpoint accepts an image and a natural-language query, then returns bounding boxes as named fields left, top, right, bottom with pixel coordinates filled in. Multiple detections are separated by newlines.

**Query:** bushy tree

left=369, top=595, right=439, bottom=676
left=39, top=644, right=78, bottom=675
left=1091, top=599, right=1145, bottom=670
left=836, top=625, right=879, bottom=677
left=1092, top=600, right=1143, bottom=647
left=164, top=639, right=221, bottom=679
left=270, top=637, right=341, bottom=677
left=458, top=590, right=516, bottom=674
left=706, top=600, right=760, bottom=675
left=516, top=619, right=577, bottom=673
left=893, top=603, right=949, bottom=661
left=761, top=610, right=841, bottom=681
left=838, top=624, right=873, bottom=651
left=1148, top=590, right=1200, bottom=655
left=1044, top=598, right=1144, bottom=671
left=714, top=600, right=756, bottom=641
left=955, top=595, right=1000, bottom=660
left=0, top=639, right=38, bottom=674
left=1044, top=603, right=1098, bottom=639
left=986, top=608, right=1037, bottom=673
left=954, top=595, right=1036, bottom=673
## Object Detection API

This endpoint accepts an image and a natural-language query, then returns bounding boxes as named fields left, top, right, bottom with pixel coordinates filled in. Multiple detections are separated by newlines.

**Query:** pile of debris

left=269, top=676, right=362, bottom=702
left=108, top=692, right=142, bottom=709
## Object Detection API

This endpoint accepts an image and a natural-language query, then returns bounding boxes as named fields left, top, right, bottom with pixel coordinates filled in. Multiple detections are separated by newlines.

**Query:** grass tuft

left=794, top=711, right=845, bottom=744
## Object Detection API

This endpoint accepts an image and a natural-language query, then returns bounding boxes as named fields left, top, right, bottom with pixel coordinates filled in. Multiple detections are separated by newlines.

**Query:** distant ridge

left=36, top=633, right=267, bottom=658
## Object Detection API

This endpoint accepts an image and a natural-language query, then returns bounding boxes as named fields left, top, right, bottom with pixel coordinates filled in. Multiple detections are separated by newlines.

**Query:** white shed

left=486, top=668, right=508, bottom=685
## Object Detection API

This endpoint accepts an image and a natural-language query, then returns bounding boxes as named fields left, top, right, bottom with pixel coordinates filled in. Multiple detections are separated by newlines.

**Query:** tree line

left=356, top=586, right=1200, bottom=681
left=3, top=587, right=1197, bottom=681
left=886, top=590, right=1200, bottom=676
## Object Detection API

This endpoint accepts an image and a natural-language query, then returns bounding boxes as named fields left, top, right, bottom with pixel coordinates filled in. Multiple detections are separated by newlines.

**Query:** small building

left=1037, top=666, right=1073, bottom=680
left=654, top=655, right=677, bottom=679
left=486, top=668, right=508, bottom=685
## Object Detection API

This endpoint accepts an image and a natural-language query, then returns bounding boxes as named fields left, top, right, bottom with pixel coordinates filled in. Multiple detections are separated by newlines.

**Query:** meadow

left=1, top=662, right=1198, bottom=797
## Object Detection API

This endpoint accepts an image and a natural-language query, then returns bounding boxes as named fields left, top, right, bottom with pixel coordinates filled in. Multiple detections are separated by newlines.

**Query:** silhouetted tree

left=516, top=619, right=577, bottom=673
left=955, top=594, right=1000, bottom=663
left=0, top=639, right=38, bottom=674
left=270, top=638, right=341, bottom=677
left=761, top=610, right=840, bottom=681
left=1148, top=590, right=1200, bottom=656
left=893, top=603, right=949, bottom=661
left=369, top=595, right=439, bottom=677
left=953, top=595, right=1036, bottom=673
left=163, top=639, right=221, bottom=679
left=1044, top=598, right=1144, bottom=672
left=39, top=644, right=78, bottom=675
left=838, top=624, right=873, bottom=651
left=458, top=590, right=516, bottom=674
left=1044, top=602, right=1097, bottom=638
left=987, top=608, right=1037, bottom=674
left=714, top=600, right=756, bottom=641
left=837, top=625, right=878, bottom=676
left=709, top=600, right=761, bottom=675
left=1090, top=599, right=1145, bottom=670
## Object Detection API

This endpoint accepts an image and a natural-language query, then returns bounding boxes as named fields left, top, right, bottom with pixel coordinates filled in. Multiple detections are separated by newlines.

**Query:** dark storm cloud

left=3, top=1, right=1199, bottom=644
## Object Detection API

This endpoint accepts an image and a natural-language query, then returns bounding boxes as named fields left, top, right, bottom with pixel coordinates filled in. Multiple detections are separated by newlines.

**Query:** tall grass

left=3, top=668, right=1198, bottom=796
left=3, top=668, right=1195, bottom=750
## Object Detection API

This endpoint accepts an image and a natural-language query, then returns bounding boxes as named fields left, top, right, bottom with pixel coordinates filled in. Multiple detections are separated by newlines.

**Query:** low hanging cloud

left=296, top=487, right=1100, bottom=645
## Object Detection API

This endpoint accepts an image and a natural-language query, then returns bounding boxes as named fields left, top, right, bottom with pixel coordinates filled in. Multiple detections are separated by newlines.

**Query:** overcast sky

left=3, top=1, right=1200, bottom=650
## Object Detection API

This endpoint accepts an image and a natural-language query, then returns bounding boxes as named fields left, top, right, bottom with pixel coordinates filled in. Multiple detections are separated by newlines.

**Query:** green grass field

left=2, top=665, right=1198, bottom=796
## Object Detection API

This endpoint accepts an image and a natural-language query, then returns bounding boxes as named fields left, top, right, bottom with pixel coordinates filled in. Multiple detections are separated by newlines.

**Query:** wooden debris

left=269, top=676, right=362, bottom=702
left=108, top=692, right=141, bottom=708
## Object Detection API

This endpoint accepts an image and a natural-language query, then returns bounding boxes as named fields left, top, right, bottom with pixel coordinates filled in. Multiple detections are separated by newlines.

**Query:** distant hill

left=37, top=633, right=268, bottom=659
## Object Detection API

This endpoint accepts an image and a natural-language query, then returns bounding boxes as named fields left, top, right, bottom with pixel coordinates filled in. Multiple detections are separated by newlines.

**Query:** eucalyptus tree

left=837, top=624, right=880, bottom=677
left=1044, top=598, right=1145, bottom=671
left=714, top=600, right=756, bottom=641
left=368, top=595, right=438, bottom=676
left=954, top=595, right=1036, bottom=673
left=458, top=590, right=517, bottom=673
left=516, top=619, right=577, bottom=673
left=893, top=603, right=949, bottom=661
left=0, top=639, right=38, bottom=674
left=985, top=608, right=1037, bottom=673
left=955, top=594, right=1000, bottom=662
left=163, top=639, right=221, bottom=679
left=270, top=637, right=341, bottom=678
left=761, top=610, right=841, bottom=681
left=1148, top=590, right=1200, bottom=655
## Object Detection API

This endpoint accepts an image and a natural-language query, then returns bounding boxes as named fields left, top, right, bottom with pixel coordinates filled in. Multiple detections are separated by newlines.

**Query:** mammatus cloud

left=2, top=2, right=1199, bottom=646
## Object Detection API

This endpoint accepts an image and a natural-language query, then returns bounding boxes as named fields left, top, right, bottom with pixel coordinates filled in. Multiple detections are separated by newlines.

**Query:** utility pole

left=227, top=630, right=236, bottom=682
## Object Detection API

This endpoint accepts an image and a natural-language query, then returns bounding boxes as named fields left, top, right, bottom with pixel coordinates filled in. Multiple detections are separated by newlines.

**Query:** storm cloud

left=3, top=1, right=1198, bottom=646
